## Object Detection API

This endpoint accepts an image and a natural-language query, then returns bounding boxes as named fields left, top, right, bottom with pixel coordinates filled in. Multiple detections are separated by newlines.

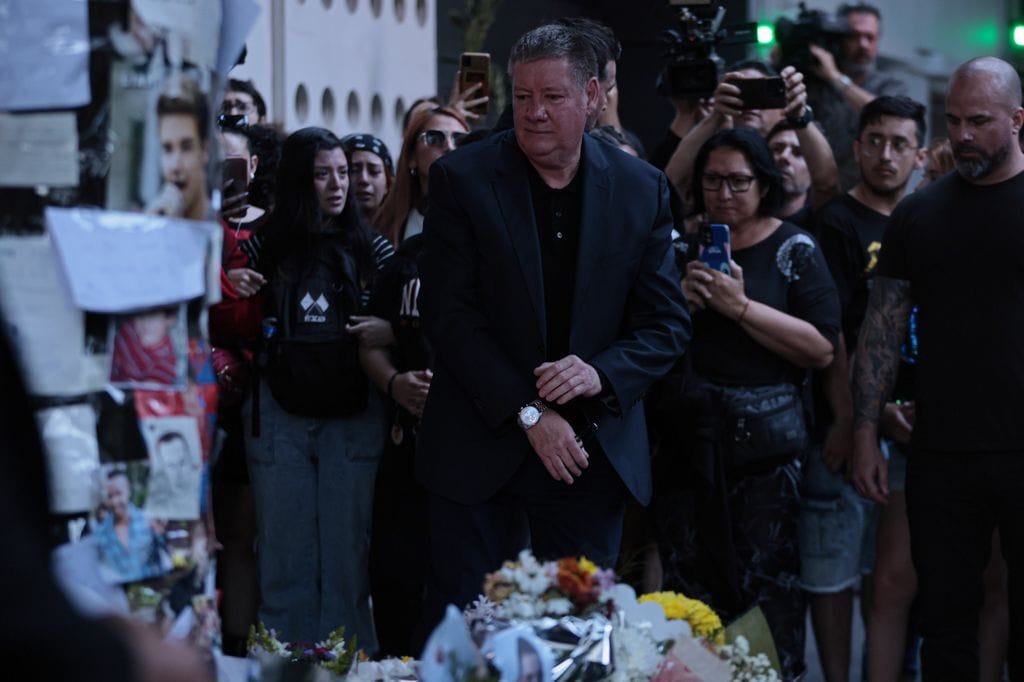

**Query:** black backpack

left=259, top=237, right=368, bottom=418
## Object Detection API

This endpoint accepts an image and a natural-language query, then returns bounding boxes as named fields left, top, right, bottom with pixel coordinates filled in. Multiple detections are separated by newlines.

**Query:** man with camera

left=796, top=3, right=906, bottom=190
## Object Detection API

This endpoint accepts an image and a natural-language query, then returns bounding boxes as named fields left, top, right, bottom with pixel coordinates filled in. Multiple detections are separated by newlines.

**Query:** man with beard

left=801, top=95, right=925, bottom=682
left=767, top=118, right=841, bottom=228
left=850, top=57, right=1024, bottom=681
left=803, top=3, right=906, bottom=190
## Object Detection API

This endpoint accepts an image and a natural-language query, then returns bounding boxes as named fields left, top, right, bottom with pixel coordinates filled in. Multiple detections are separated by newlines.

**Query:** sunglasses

left=419, top=129, right=466, bottom=147
left=217, top=113, right=249, bottom=131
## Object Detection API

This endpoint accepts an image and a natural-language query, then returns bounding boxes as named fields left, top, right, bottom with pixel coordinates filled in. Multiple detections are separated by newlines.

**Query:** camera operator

left=664, top=61, right=839, bottom=228
left=799, top=3, right=906, bottom=190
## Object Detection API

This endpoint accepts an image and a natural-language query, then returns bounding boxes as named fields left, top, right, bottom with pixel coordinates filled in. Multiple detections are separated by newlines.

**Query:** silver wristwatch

left=517, top=400, right=547, bottom=431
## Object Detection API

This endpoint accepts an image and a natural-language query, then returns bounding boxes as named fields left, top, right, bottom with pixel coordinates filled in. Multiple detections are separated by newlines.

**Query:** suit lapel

left=491, top=134, right=546, bottom=346
left=571, top=136, right=612, bottom=344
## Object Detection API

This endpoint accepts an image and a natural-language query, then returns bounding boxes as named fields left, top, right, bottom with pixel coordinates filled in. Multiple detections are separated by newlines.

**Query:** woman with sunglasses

left=244, top=127, right=392, bottom=652
left=375, top=106, right=468, bottom=246
left=670, top=128, right=839, bottom=680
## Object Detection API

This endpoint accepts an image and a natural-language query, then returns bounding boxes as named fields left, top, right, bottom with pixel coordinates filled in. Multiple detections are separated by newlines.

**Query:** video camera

left=657, top=1, right=757, bottom=99
left=774, top=2, right=849, bottom=73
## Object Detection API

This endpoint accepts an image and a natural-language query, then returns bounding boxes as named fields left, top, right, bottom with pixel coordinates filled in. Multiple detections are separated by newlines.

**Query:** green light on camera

left=757, top=24, right=775, bottom=45
left=1013, top=24, right=1024, bottom=48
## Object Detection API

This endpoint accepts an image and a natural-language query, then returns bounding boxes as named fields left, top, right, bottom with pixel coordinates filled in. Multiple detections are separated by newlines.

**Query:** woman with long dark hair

left=245, top=127, right=392, bottom=651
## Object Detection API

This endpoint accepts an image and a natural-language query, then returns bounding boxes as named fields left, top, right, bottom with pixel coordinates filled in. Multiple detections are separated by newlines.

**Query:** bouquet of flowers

left=479, top=550, right=617, bottom=620
left=248, top=621, right=356, bottom=676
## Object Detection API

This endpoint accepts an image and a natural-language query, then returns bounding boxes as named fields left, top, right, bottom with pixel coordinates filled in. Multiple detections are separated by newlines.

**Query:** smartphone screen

left=459, top=52, right=490, bottom=115
left=699, top=223, right=731, bottom=275
left=223, top=156, right=249, bottom=195
left=733, top=77, right=787, bottom=110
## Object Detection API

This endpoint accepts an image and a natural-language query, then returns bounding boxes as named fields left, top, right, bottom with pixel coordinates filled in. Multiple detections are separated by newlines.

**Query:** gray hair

left=507, top=24, right=599, bottom=91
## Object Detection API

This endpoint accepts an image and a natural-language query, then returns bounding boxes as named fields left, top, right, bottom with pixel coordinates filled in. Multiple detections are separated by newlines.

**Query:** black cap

left=341, top=133, right=394, bottom=175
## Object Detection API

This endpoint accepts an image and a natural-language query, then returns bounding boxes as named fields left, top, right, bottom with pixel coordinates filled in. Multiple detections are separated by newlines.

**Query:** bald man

left=850, top=57, right=1024, bottom=680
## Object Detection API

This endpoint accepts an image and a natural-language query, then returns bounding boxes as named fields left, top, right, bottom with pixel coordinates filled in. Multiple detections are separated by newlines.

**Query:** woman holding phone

left=669, top=128, right=840, bottom=680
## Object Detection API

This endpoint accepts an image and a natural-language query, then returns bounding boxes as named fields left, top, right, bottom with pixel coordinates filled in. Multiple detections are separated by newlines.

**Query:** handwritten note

left=46, top=207, right=219, bottom=312
left=0, top=112, right=80, bottom=187
left=0, top=0, right=91, bottom=110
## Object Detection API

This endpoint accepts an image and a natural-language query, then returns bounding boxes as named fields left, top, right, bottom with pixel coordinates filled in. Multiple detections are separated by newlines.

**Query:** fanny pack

left=712, top=382, right=808, bottom=475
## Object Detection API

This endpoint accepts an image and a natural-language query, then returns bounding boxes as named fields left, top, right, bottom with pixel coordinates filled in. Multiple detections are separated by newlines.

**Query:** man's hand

left=534, top=355, right=602, bottom=404
left=346, top=315, right=396, bottom=348
left=780, top=65, right=808, bottom=119
left=880, top=401, right=913, bottom=443
left=392, top=369, right=432, bottom=417
left=226, top=268, right=265, bottom=298
left=850, top=429, right=888, bottom=504
left=808, top=44, right=842, bottom=83
left=822, top=416, right=853, bottom=473
left=524, top=409, right=589, bottom=484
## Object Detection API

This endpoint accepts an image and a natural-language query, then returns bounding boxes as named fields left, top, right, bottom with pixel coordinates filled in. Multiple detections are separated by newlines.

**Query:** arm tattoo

left=852, top=276, right=913, bottom=431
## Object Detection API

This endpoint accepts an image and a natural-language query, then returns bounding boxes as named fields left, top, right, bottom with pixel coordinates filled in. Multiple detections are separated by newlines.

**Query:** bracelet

left=386, top=371, right=400, bottom=398
left=836, top=74, right=853, bottom=91
left=737, top=298, right=751, bottom=323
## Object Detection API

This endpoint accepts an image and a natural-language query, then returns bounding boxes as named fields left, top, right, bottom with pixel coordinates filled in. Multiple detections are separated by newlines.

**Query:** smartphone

left=458, top=52, right=490, bottom=116
left=222, top=156, right=249, bottom=194
left=699, top=223, right=731, bottom=275
left=733, top=77, right=787, bottom=110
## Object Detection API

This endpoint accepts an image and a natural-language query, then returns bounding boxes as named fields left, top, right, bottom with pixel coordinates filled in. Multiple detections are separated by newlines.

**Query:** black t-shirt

left=366, top=234, right=431, bottom=373
left=813, top=193, right=888, bottom=349
left=783, top=204, right=812, bottom=231
left=691, top=221, right=840, bottom=387
left=876, top=169, right=1024, bottom=452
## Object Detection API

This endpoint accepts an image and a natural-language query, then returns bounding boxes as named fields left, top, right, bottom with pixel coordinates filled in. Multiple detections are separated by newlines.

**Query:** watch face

left=520, top=405, right=541, bottom=427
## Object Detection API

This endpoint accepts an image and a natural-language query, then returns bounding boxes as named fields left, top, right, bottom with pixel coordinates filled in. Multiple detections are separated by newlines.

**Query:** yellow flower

left=578, top=556, right=598, bottom=575
left=639, top=591, right=725, bottom=646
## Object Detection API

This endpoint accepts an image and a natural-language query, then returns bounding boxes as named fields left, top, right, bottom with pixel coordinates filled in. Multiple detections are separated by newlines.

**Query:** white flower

left=610, top=622, right=664, bottom=681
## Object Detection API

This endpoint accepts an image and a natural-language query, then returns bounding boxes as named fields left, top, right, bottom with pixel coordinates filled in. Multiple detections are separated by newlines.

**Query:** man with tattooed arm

left=850, top=57, right=1024, bottom=680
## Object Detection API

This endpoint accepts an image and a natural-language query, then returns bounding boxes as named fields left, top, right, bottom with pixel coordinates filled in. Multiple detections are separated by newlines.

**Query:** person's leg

left=518, top=446, right=628, bottom=569
left=733, top=461, right=806, bottom=682
left=317, top=393, right=385, bottom=652
left=979, top=531, right=1008, bottom=682
left=800, top=447, right=866, bottom=682
left=906, top=451, right=995, bottom=682
left=992, top=452, right=1024, bottom=681
left=867, top=490, right=917, bottom=682
left=243, top=381, right=320, bottom=643
left=417, top=487, right=527, bottom=651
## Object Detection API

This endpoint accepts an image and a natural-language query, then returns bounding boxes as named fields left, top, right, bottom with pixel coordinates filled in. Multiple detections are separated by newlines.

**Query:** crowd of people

left=4, top=3, right=1023, bottom=681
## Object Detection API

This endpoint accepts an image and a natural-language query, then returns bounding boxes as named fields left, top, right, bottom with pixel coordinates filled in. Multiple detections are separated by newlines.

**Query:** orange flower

left=556, top=558, right=597, bottom=606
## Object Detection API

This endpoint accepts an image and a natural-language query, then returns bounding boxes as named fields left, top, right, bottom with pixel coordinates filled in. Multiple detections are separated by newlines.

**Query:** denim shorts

left=798, top=446, right=879, bottom=593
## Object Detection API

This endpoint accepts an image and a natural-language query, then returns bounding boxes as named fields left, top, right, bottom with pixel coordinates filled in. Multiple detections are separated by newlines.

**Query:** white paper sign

left=46, top=207, right=218, bottom=313
left=0, top=0, right=91, bottom=110
left=217, top=0, right=261, bottom=76
left=36, top=404, right=102, bottom=514
left=0, top=112, right=80, bottom=187
left=132, top=0, right=222, bottom=71
left=0, top=235, right=110, bottom=396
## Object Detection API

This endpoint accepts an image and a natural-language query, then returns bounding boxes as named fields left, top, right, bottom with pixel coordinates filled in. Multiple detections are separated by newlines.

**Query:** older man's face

left=512, top=58, right=598, bottom=167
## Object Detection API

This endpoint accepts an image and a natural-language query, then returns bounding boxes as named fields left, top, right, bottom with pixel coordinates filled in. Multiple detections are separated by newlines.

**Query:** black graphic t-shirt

left=690, top=221, right=840, bottom=387
left=812, top=192, right=889, bottom=349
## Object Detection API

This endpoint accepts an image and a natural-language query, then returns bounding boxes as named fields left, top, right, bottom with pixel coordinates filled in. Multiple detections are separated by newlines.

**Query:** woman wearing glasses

left=674, top=128, right=840, bottom=680
left=375, top=106, right=468, bottom=246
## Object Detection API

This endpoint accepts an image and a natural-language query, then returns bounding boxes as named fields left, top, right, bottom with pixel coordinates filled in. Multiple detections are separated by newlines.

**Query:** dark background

left=435, top=0, right=750, bottom=155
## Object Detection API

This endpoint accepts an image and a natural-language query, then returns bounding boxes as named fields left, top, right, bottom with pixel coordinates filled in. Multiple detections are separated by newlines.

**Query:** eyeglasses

left=419, top=129, right=466, bottom=147
left=858, top=134, right=918, bottom=157
left=217, top=113, right=249, bottom=131
left=701, top=173, right=756, bottom=193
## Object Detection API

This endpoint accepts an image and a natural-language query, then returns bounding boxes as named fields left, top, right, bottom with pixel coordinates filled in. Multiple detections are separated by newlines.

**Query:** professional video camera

left=774, top=2, right=849, bottom=73
left=657, top=0, right=757, bottom=99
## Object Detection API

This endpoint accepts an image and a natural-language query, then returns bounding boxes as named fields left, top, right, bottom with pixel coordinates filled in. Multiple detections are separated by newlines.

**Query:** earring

left=409, top=167, right=418, bottom=177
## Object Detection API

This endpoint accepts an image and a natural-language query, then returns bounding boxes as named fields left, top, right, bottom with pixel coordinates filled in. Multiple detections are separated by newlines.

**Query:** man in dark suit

left=416, top=24, right=691, bottom=630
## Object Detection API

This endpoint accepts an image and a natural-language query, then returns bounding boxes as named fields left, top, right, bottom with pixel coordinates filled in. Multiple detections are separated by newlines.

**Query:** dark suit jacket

left=416, top=130, right=691, bottom=506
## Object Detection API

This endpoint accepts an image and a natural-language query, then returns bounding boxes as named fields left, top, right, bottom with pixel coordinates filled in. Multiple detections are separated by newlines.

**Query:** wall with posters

left=230, top=0, right=436, bottom=155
